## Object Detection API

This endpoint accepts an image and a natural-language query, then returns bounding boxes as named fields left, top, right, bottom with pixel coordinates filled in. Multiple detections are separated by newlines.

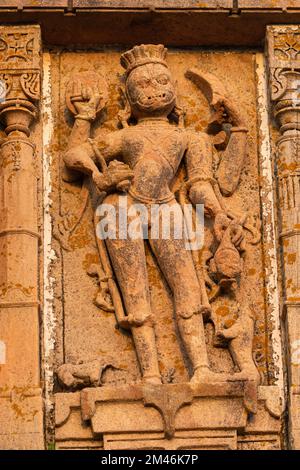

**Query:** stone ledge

left=1, top=7, right=300, bottom=46
left=238, top=1, right=300, bottom=10
left=1, top=1, right=300, bottom=11
left=0, top=1, right=233, bottom=10
left=0, top=1, right=68, bottom=7
left=55, top=383, right=282, bottom=450
left=104, top=430, right=238, bottom=450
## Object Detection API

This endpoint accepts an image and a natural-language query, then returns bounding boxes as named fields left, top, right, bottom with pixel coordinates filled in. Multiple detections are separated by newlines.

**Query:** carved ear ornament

left=118, top=86, right=131, bottom=128
left=168, top=103, right=185, bottom=127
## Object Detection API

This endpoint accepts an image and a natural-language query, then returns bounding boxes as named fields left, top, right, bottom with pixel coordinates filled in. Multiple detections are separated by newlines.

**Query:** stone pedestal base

left=55, top=382, right=281, bottom=450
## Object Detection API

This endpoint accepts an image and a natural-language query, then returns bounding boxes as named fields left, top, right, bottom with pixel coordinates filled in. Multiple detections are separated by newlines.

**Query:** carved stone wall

left=0, top=25, right=44, bottom=449
left=42, top=47, right=283, bottom=450
left=0, top=8, right=299, bottom=451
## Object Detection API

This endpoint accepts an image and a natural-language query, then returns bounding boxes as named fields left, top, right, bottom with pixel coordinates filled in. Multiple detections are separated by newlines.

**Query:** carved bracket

left=142, top=383, right=193, bottom=439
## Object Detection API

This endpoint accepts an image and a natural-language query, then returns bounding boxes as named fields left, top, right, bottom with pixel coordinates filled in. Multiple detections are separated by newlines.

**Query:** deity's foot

left=142, top=374, right=162, bottom=385
left=190, top=366, right=229, bottom=384
left=226, top=367, right=261, bottom=384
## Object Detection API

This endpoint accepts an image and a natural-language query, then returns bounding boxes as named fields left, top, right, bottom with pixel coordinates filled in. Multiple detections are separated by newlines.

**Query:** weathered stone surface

left=72, top=0, right=233, bottom=7
left=1, top=1, right=300, bottom=10
left=61, top=44, right=259, bottom=390
left=54, top=47, right=266, bottom=388
left=0, top=309, right=40, bottom=389
left=0, top=24, right=43, bottom=449
left=1, top=4, right=300, bottom=47
left=0, top=1, right=68, bottom=6
left=239, top=1, right=300, bottom=8
left=75, top=0, right=300, bottom=10
left=0, top=395, right=43, bottom=450
left=55, top=384, right=281, bottom=450
left=105, top=430, right=238, bottom=450
left=0, top=8, right=296, bottom=452
left=40, top=44, right=283, bottom=450
left=266, top=24, right=300, bottom=450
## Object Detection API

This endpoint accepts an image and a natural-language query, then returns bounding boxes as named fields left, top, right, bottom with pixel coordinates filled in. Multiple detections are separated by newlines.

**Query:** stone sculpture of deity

left=60, top=44, right=259, bottom=391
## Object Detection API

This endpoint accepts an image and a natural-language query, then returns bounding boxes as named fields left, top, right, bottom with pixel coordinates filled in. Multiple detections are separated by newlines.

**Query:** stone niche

left=41, top=46, right=284, bottom=450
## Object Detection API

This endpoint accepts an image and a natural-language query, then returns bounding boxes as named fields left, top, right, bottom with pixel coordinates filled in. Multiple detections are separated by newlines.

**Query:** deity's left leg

left=149, top=230, right=211, bottom=378
left=149, top=197, right=231, bottom=382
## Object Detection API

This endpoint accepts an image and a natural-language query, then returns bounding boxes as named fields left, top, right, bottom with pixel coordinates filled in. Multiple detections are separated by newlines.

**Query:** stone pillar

left=266, top=25, right=300, bottom=450
left=0, top=25, right=43, bottom=449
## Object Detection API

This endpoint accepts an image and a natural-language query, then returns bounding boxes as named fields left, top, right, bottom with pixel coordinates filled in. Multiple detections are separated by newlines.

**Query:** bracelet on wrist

left=75, top=113, right=96, bottom=122
left=230, top=126, right=248, bottom=133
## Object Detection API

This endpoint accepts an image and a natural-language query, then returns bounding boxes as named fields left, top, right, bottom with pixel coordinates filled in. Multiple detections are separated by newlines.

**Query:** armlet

left=186, top=175, right=217, bottom=190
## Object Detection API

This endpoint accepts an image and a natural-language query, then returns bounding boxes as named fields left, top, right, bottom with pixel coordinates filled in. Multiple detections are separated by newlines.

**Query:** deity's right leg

left=149, top=235, right=211, bottom=379
left=102, top=194, right=161, bottom=384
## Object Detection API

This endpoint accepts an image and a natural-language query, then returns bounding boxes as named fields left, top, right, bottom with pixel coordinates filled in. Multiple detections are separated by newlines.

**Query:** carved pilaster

left=0, top=25, right=43, bottom=449
left=267, top=25, right=300, bottom=449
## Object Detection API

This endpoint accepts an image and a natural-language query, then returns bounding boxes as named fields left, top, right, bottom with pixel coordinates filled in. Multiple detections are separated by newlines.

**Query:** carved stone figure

left=60, top=44, right=259, bottom=391
left=0, top=18, right=289, bottom=451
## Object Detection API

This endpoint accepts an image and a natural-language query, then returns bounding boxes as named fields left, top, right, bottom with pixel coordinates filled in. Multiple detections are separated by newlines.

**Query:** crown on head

left=120, top=44, right=168, bottom=77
